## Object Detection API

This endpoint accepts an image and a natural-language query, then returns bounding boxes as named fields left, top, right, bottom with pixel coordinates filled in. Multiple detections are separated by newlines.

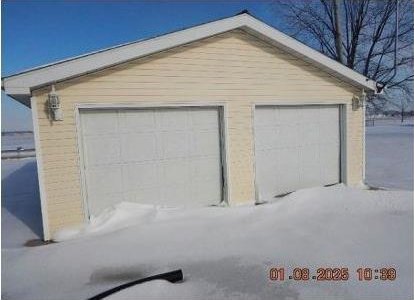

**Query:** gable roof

left=2, top=11, right=377, bottom=106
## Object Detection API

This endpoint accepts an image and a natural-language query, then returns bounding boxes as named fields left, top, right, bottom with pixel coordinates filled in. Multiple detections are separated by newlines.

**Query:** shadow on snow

left=1, top=160, right=43, bottom=240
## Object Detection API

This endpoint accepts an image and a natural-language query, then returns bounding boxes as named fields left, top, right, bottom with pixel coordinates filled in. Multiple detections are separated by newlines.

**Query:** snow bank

left=2, top=185, right=413, bottom=300
left=54, top=184, right=411, bottom=243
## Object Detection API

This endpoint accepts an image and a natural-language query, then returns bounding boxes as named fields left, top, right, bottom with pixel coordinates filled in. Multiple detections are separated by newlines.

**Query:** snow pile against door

left=80, top=107, right=223, bottom=216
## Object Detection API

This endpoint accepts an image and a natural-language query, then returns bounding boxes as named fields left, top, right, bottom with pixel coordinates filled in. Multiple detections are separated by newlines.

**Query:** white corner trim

left=339, top=104, right=348, bottom=184
left=30, top=97, right=51, bottom=241
left=220, top=103, right=231, bottom=205
left=74, top=105, right=91, bottom=222
left=362, top=90, right=367, bottom=181
left=251, top=103, right=259, bottom=203
left=3, top=13, right=376, bottom=103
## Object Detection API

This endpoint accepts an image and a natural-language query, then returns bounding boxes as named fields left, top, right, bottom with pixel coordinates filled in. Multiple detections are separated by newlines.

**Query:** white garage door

left=79, top=107, right=223, bottom=216
left=254, top=105, right=340, bottom=199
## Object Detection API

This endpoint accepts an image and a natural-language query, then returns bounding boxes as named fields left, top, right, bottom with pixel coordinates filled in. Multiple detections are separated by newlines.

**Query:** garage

left=2, top=11, right=377, bottom=239
left=254, top=105, right=341, bottom=199
left=79, top=106, right=224, bottom=216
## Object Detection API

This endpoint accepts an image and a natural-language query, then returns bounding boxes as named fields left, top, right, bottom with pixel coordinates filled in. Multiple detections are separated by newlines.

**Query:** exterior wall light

left=48, top=85, right=63, bottom=121
left=352, top=95, right=363, bottom=111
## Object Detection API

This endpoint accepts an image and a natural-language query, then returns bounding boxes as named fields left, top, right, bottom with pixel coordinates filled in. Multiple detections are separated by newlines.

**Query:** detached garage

left=2, top=12, right=377, bottom=240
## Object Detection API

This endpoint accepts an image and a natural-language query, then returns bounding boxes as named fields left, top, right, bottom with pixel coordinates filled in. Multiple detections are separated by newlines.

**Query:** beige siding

left=33, top=29, right=364, bottom=238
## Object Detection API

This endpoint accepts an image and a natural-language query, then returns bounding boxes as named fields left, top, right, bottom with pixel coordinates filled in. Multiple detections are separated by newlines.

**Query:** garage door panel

left=278, top=107, right=297, bottom=124
left=299, top=106, right=320, bottom=120
left=255, top=150, right=277, bottom=196
left=257, top=171, right=276, bottom=198
left=191, top=108, right=219, bottom=130
left=278, top=147, right=300, bottom=167
left=162, top=184, right=191, bottom=205
left=300, top=170, right=322, bottom=187
left=124, top=187, right=162, bottom=204
left=81, top=111, right=118, bottom=136
left=162, top=160, right=190, bottom=185
left=300, top=122, right=320, bottom=146
left=193, top=179, right=222, bottom=204
left=255, top=105, right=340, bottom=199
left=320, top=125, right=339, bottom=143
left=87, top=166, right=122, bottom=196
left=278, top=174, right=299, bottom=195
left=320, top=142, right=339, bottom=156
left=300, top=145, right=320, bottom=166
left=319, top=106, right=339, bottom=123
left=255, top=128, right=277, bottom=151
left=122, top=163, right=159, bottom=191
left=121, top=133, right=158, bottom=162
left=255, top=108, right=276, bottom=128
left=190, top=131, right=221, bottom=156
left=84, top=137, right=120, bottom=166
left=190, top=157, right=221, bottom=181
left=161, top=131, right=189, bottom=159
left=118, top=110, right=156, bottom=133
left=300, top=146, right=322, bottom=187
left=255, top=150, right=277, bottom=168
left=158, top=109, right=188, bottom=130
left=277, top=124, right=299, bottom=148
left=80, top=107, right=223, bottom=216
left=321, top=149, right=340, bottom=184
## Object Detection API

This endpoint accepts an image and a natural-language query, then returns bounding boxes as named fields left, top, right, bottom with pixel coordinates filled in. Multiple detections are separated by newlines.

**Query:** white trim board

left=30, top=97, right=51, bottom=240
left=3, top=13, right=376, bottom=105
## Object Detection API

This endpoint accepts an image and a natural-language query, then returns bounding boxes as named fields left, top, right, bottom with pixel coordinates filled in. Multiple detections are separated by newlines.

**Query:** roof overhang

left=2, top=13, right=377, bottom=107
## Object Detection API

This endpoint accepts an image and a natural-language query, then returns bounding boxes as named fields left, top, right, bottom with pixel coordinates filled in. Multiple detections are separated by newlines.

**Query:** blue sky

left=2, top=1, right=284, bottom=131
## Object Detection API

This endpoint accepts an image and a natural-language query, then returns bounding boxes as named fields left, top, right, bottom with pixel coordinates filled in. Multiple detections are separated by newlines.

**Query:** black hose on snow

left=87, top=269, right=183, bottom=300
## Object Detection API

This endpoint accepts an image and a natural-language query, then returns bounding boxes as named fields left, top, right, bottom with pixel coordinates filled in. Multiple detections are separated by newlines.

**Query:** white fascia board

left=2, top=86, right=30, bottom=95
left=2, top=13, right=376, bottom=103
left=2, top=14, right=247, bottom=96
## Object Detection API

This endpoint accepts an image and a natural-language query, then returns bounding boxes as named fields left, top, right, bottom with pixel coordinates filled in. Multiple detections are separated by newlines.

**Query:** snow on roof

left=2, top=11, right=377, bottom=107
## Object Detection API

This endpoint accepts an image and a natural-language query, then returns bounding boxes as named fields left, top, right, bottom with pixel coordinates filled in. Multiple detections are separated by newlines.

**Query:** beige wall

left=32, top=29, right=364, bottom=239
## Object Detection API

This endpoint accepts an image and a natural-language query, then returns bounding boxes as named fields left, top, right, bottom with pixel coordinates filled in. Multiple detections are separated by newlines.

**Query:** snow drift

left=3, top=184, right=412, bottom=300
left=53, top=203, right=159, bottom=241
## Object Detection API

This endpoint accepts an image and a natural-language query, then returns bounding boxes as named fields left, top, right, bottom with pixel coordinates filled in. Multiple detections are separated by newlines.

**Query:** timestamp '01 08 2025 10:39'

left=269, top=267, right=397, bottom=281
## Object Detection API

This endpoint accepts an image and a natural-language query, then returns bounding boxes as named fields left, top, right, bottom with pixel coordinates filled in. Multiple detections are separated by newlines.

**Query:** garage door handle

left=87, top=269, right=183, bottom=300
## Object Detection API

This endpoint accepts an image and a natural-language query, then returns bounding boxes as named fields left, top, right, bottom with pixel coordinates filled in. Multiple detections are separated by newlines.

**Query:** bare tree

left=387, top=87, right=413, bottom=122
left=272, top=0, right=414, bottom=114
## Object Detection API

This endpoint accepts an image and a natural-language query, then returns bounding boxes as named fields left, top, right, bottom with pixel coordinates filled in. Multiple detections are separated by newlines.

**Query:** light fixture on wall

left=48, top=84, right=63, bottom=121
left=352, top=95, right=363, bottom=111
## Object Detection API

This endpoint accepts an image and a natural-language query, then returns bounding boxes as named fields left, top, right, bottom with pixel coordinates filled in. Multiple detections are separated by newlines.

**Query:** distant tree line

left=1, top=131, right=34, bottom=135
left=379, top=110, right=414, bottom=117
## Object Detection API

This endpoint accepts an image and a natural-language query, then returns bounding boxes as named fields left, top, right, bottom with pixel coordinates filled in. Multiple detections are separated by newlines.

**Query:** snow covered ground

left=1, top=120, right=413, bottom=300
left=1, top=158, right=42, bottom=248
left=365, top=118, right=413, bottom=190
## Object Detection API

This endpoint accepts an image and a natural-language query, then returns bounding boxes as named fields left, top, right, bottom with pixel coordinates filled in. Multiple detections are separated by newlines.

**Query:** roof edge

left=3, top=12, right=377, bottom=105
